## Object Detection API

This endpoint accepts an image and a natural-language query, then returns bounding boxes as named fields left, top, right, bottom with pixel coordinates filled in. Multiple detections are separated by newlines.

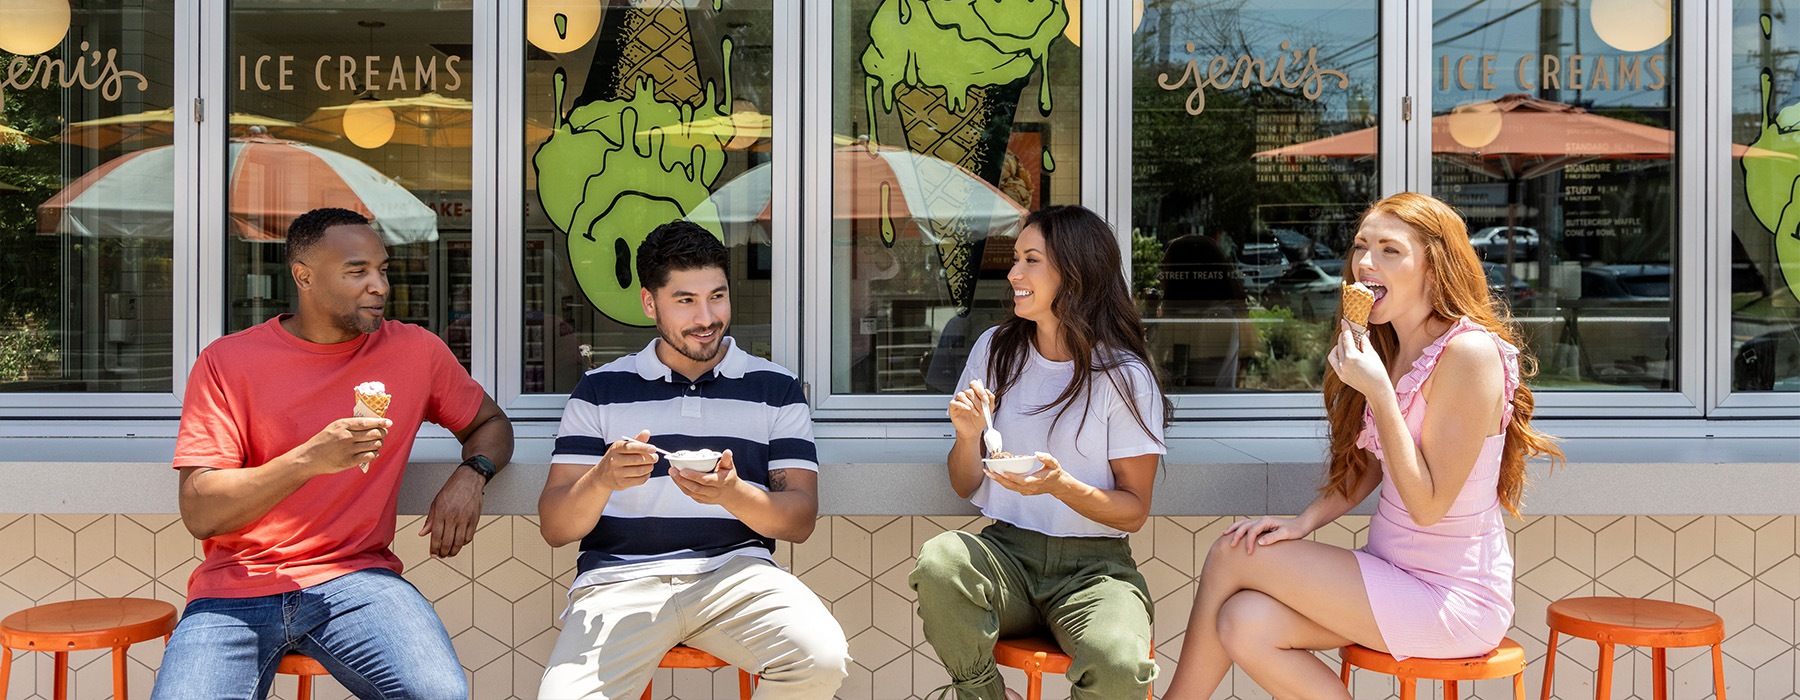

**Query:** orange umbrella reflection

left=303, top=93, right=550, bottom=148
left=1, top=124, right=47, bottom=146
left=58, top=108, right=335, bottom=149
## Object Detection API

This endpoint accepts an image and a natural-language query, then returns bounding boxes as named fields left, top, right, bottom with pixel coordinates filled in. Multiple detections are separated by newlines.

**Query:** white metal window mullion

left=472, top=0, right=505, bottom=398
left=195, top=2, right=229, bottom=391
left=494, top=0, right=528, bottom=412
left=171, top=0, right=203, bottom=404
left=1675, top=0, right=1711, bottom=415
left=800, top=0, right=835, bottom=412
left=770, top=0, right=801, bottom=375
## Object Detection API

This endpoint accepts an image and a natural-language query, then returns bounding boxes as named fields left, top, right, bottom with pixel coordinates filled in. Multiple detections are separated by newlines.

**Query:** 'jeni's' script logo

left=1157, top=40, right=1351, bottom=116
left=4, top=41, right=148, bottom=101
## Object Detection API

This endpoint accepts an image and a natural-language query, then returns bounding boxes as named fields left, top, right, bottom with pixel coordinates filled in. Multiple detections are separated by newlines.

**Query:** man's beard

left=659, top=322, right=728, bottom=364
left=336, top=307, right=383, bottom=335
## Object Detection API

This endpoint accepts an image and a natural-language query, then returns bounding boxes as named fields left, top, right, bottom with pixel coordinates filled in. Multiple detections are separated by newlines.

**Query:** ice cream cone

left=893, top=78, right=1028, bottom=316
left=352, top=383, right=391, bottom=473
left=584, top=0, right=705, bottom=104
left=1341, top=282, right=1375, bottom=348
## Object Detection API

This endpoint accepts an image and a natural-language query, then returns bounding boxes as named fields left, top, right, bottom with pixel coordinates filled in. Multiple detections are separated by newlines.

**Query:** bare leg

left=1218, top=590, right=1352, bottom=699
left=1163, top=536, right=1388, bottom=700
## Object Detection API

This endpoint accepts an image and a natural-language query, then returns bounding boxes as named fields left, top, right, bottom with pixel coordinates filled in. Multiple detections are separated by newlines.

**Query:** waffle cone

left=1341, top=283, right=1374, bottom=331
left=893, top=80, right=1026, bottom=316
left=352, top=392, right=390, bottom=473
left=599, top=0, right=704, bottom=104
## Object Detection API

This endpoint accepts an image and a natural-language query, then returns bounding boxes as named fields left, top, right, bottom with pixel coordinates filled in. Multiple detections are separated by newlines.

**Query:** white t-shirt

left=958, top=328, right=1167, bottom=537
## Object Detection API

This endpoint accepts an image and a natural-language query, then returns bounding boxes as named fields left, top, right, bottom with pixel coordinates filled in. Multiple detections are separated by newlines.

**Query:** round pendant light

left=527, top=0, right=602, bottom=54
left=0, top=0, right=72, bottom=56
left=1447, top=100, right=1503, bottom=150
left=1591, top=0, right=1671, bottom=53
left=1062, top=0, right=1144, bottom=48
left=343, top=97, right=396, bottom=149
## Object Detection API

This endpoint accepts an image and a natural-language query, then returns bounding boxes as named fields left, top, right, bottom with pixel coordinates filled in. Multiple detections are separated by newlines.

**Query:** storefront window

left=832, top=0, right=1080, bottom=395
left=1133, top=0, right=1378, bottom=392
left=1730, top=4, right=1800, bottom=393
left=2, top=1, right=175, bottom=392
left=523, top=0, right=775, bottom=394
left=1432, top=0, right=1677, bottom=391
left=226, top=2, right=473, bottom=367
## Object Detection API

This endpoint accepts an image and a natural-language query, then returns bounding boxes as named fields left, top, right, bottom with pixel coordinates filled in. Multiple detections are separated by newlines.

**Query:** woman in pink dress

left=1165, top=192, right=1563, bottom=699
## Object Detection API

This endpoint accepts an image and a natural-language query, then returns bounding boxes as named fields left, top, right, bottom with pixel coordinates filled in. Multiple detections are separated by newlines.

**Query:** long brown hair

left=1321, top=193, right=1562, bottom=516
left=986, top=205, right=1170, bottom=442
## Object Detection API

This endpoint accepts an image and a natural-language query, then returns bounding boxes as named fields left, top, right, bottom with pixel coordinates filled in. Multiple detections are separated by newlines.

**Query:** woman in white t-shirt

left=912, top=205, right=1170, bottom=700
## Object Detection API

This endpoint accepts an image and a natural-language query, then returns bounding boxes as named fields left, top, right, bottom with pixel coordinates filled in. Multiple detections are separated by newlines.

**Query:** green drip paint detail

left=555, top=13, right=568, bottom=40
left=1041, top=148, right=1054, bottom=172
left=861, top=0, right=1068, bottom=114
left=880, top=181, right=896, bottom=247
left=1742, top=13, right=1800, bottom=303
left=533, top=38, right=740, bottom=325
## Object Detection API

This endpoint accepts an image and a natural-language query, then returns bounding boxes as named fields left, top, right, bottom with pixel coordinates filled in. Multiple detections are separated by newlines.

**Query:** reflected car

left=1580, top=264, right=1671, bottom=303
left=1234, top=242, right=1289, bottom=288
left=1260, top=261, right=1342, bottom=320
left=1469, top=226, right=1539, bottom=260
left=1480, top=262, right=1535, bottom=306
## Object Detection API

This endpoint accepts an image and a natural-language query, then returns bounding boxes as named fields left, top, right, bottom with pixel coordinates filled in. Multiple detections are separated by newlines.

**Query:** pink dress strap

left=1355, top=317, right=1520, bottom=458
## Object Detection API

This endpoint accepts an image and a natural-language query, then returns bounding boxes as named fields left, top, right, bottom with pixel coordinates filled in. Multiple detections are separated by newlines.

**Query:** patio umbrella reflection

left=58, top=108, right=335, bottom=149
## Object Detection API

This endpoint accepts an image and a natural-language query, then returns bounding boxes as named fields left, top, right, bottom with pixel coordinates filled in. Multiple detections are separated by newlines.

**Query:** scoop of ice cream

left=862, top=0, right=1068, bottom=112
left=354, top=381, right=388, bottom=395
left=668, top=449, right=722, bottom=460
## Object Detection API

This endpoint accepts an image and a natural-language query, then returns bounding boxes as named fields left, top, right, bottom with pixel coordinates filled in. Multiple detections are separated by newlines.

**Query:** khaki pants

left=911, top=522, right=1156, bottom=700
left=538, top=556, right=849, bottom=700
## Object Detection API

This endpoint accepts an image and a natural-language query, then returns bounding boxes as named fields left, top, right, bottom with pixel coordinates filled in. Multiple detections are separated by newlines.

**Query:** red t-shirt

left=174, top=316, right=483, bottom=601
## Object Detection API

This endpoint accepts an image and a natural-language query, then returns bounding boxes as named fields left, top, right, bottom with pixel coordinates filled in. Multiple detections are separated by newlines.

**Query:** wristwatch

left=459, top=454, right=498, bottom=483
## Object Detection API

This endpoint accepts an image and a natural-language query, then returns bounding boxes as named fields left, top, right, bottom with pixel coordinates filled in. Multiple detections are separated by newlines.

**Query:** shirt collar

left=632, top=336, right=747, bottom=383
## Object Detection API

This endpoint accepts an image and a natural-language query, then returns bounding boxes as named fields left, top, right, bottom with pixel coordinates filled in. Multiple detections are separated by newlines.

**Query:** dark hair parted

left=286, top=208, right=370, bottom=266
left=986, top=205, right=1171, bottom=442
left=637, top=220, right=729, bottom=292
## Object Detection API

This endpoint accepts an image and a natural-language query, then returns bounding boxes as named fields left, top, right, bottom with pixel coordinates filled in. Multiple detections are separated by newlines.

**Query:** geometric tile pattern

left=0, top=515, right=1783, bottom=698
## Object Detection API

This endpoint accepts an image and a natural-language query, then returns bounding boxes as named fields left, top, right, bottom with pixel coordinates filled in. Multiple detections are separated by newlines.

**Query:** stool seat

left=0, top=597, right=178, bottom=700
left=992, top=636, right=1154, bottom=700
left=1546, top=596, right=1725, bottom=647
left=1340, top=638, right=1527, bottom=700
left=277, top=653, right=331, bottom=700
left=1540, top=596, right=1727, bottom=700
left=0, top=598, right=177, bottom=651
left=640, top=645, right=755, bottom=700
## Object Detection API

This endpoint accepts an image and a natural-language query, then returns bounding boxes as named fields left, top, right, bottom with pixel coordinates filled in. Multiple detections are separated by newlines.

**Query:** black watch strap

left=459, top=454, right=498, bottom=483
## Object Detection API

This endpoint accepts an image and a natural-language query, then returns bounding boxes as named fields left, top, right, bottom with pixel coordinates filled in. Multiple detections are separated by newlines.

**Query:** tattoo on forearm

left=769, top=470, right=788, bottom=492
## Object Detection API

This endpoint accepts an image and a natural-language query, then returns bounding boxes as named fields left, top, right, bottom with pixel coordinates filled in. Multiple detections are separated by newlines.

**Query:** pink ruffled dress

left=1350, top=316, right=1520, bottom=660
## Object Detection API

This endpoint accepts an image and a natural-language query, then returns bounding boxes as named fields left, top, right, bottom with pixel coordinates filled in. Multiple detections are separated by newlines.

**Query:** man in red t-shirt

left=151, top=208, right=514, bottom=700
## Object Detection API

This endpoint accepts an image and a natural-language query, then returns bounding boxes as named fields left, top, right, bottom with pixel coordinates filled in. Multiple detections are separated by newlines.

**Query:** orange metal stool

left=1339, top=637, right=1528, bottom=700
left=0, top=597, right=177, bottom=700
left=991, top=636, right=1155, bottom=700
left=1540, top=596, right=1726, bottom=700
left=639, top=645, right=756, bottom=700
left=276, top=653, right=331, bottom=700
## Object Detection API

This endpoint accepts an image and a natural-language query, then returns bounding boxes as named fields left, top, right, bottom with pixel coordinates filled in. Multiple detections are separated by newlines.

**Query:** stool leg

left=296, top=674, right=313, bottom=700
left=639, top=680, right=652, bottom=700
left=1, top=648, right=11, bottom=700
left=1340, top=658, right=1351, bottom=688
left=1595, top=642, right=1614, bottom=700
left=1541, top=631, right=1560, bottom=700
left=1399, top=677, right=1416, bottom=700
left=1712, top=643, right=1726, bottom=700
left=52, top=651, right=67, bottom=700
left=1026, top=651, right=1046, bottom=700
left=1652, top=646, right=1667, bottom=700
left=1514, top=671, right=1527, bottom=700
left=1446, top=679, right=1460, bottom=700
left=737, top=669, right=753, bottom=700
left=112, top=645, right=127, bottom=700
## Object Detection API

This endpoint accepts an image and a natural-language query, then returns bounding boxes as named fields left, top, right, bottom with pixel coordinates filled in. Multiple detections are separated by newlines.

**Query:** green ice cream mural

left=533, top=0, right=733, bottom=327
left=861, top=0, right=1067, bottom=316
left=1743, top=13, right=1800, bottom=303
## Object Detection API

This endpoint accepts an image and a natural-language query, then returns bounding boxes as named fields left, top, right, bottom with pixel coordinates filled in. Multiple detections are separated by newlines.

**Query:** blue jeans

left=150, top=567, right=467, bottom=700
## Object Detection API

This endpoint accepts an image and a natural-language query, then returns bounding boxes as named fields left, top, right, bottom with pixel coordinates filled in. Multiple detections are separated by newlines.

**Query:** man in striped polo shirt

left=536, top=220, right=848, bottom=699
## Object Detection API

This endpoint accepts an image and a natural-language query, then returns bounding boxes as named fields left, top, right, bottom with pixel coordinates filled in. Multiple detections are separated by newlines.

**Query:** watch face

left=464, top=456, right=496, bottom=480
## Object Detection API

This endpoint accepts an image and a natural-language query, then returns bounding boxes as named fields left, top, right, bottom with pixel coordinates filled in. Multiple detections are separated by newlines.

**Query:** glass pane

left=524, top=0, right=776, bottom=394
left=1133, top=0, right=1379, bottom=392
left=1431, top=0, right=1677, bottom=391
left=226, top=2, right=474, bottom=368
left=1729, top=5, right=1800, bottom=393
left=2, top=1, right=176, bottom=392
left=833, top=0, right=1080, bottom=394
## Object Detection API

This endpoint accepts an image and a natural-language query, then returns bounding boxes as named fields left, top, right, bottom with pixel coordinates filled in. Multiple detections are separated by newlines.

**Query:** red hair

left=1320, top=193, right=1562, bottom=516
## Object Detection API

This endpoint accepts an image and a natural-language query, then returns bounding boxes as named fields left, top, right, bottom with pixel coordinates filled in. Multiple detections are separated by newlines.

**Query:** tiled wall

left=0, top=514, right=1784, bottom=699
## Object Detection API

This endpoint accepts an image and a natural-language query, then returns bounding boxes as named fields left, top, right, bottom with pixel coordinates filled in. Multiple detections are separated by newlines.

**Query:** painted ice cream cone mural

left=1742, top=13, right=1800, bottom=303
left=861, top=0, right=1067, bottom=316
left=533, top=0, right=733, bottom=327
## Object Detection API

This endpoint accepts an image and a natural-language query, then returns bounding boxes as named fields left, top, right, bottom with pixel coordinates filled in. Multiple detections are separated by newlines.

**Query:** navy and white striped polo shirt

left=552, top=336, right=817, bottom=590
